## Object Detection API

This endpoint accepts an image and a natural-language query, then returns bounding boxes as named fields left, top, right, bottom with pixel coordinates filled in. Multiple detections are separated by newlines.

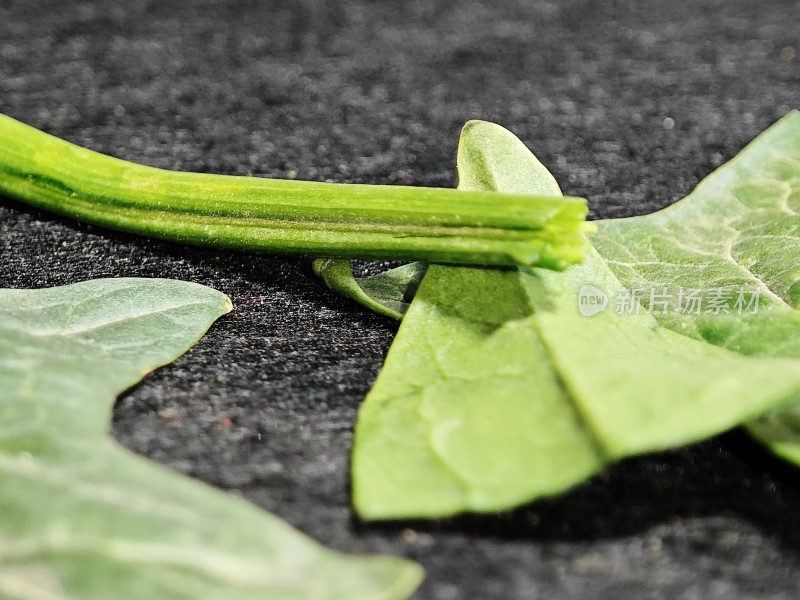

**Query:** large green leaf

left=351, top=115, right=800, bottom=520
left=0, top=278, right=422, bottom=599
left=592, top=110, right=800, bottom=468
left=352, top=122, right=603, bottom=519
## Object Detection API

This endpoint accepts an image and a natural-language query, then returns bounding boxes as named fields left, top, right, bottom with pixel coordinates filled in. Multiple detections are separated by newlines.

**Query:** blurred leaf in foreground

left=0, top=278, right=422, bottom=599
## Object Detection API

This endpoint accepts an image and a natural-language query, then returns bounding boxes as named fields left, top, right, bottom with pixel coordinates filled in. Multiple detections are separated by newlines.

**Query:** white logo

left=578, top=284, right=609, bottom=317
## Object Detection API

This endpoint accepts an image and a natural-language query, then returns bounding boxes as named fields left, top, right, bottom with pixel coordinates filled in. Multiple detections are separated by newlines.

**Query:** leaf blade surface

left=352, top=115, right=800, bottom=520
left=0, top=278, right=422, bottom=599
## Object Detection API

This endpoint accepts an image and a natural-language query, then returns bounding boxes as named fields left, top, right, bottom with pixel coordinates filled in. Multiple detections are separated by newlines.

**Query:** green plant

left=322, top=113, right=800, bottom=519
left=0, top=278, right=421, bottom=599
left=0, top=114, right=589, bottom=270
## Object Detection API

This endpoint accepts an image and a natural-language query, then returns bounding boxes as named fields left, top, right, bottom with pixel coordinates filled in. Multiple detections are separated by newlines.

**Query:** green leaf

left=455, top=120, right=565, bottom=195
left=591, top=110, right=800, bottom=468
left=352, top=121, right=600, bottom=519
left=746, top=404, right=800, bottom=464
left=313, top=259, right=427, bottom=320
left=0, top=278, right=422, bottom=599
left=352, top=115, right=800, bottom=520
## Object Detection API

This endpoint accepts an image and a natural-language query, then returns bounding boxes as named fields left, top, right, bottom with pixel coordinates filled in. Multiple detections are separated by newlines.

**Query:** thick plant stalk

left=0, top=114, right=589, bottom=269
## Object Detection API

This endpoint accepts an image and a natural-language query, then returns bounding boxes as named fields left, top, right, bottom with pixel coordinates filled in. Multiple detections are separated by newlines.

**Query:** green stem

left=0, top=114, right=589, bottom=268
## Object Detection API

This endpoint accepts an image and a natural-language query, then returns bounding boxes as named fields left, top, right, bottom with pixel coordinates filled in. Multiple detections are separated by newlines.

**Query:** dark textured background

left=1, top=0, right=800, bottom=598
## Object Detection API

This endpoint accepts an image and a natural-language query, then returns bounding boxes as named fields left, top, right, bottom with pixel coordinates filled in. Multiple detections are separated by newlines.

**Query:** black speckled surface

left=2, top=1, right=800, bottom=598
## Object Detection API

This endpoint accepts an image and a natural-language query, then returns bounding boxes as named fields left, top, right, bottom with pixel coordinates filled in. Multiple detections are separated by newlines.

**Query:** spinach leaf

left=592, top=110, right=800, bottom=468
left=351, top=114, right=800, bottom=520
left=352, top=122, right=603, bottom=519
left=313, top=259, right=426, bottom=320
left=0, top=278, right=422, bottom=599
left=747, top=404, right=800, bottom=465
